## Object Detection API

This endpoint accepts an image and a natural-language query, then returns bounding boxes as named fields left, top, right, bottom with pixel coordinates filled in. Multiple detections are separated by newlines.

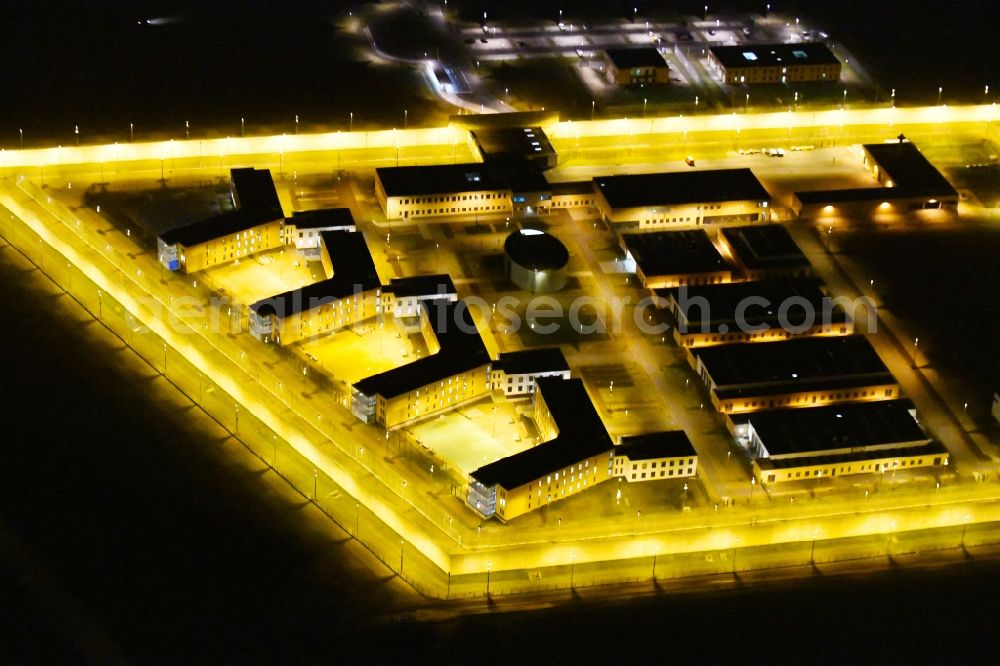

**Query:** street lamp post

left=810, top=530, right=818, bottom=565
left=938, top=86, right=943, bottom=106
left=399, top=540, right=405, bottom=575
left=129, top=123, right=133, bottom=143
left=241, top=117, right=245, bottom=137
left=570, top=552, right=575, bottom=588
left=912, top=337, right=920, bottom=368
left=349, top=111, right=353, bottom=132
left=652, top=549, right=658, bottom=581
left=19, top=128, right=23, bottom=150
left=313, top=468, right=318, bottom=500
left=643, top=98, right=647, bottom=118
left=486, top=560, right=491, bottom=596
left=961, top=515, right=970, bottom=548
left=591, top=99, right=595, bottom=120
left=750, top=476, right=756, bottom=503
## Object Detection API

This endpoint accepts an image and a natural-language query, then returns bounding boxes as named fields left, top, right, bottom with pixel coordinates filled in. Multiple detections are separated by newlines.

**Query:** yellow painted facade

left=375, top=177, right=512, bottom=221
left=496, top=449, right=614, bottom=521
left=270, top=289, right=381, bottom=346
left=711, top=383, right=900, bottom=414
left=374, top=364, right=492, bottom=429
left=754, top=449, right=948, bottom=485
left=176, top=218, right=284, bottom=273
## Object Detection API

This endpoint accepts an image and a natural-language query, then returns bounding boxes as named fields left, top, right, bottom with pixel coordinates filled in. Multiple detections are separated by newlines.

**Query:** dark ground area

left=0, top=0, right=996, bottom=147
left=837, top=225, right=1000, bottom=414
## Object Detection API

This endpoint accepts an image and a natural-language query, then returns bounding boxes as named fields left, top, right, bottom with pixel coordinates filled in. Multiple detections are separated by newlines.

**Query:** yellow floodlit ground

left=299, top=323, right=413, bottom=385
left=407, top=398, right=530, bottom=475
left=203, top=247, right=317, bottom=305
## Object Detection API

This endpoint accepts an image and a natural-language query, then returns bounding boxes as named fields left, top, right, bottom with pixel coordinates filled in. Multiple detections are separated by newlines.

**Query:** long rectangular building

left=707, top=42, right=841, bottom=84
left=661, top=278, right=852, bottom=348
left=491, top=347, right=571, bottom=398
left=593, top=169, right=772, bottom=229
left=468, top=377, right=614, bottom=522
left=693, top=335, right=900, bottom=414
left=621, top=230, right=732, bottom=289
left=375, top=163, right=513, bottom=221
left=157, top=167, right=285, bottom=273
left=728, top=400, right=948, bottom=484
left=612, top=431, right=698, bottom=483
left=793, top=140, right=959, bottom=218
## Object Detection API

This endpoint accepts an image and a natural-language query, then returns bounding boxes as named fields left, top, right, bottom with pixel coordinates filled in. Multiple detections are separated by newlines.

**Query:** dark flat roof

left=696, top=335, right=892, bottom=391
left=471, top=378, right=612, bottom=490
left=757, top=440, right=947, bottom=471
left=249, top=231, right=380, bottom=319
left=720, top=225, right=810, bottom=271
left=551, top=181, right=596, bottom=196
left=376, top=163, right=510, bottom=197
left=623, top=230, right=729, bottom=276
left=353, top=301, right=491, bottom=399
left=709, top=42, right=839, bottom=69
left=471, top=126, right=555, bottom=161
left=616, top=431, right=696, bottom=460
left=384, top=274, right=456, bottom=298
left=748, top=399, right=926, bottom=457
left=159, top=209, right=276, bottom=247
left=669, top=278, right=847, bottom=332
left=795, top=141, right=957, bottom=204
left=230, top=167, right=283, bottom=219
left=864, top=142, right=957, bottom=196
left=494, top=348, right=569, bottom=375
left=159, top=168, right=283, bottom=247
left=504, top=229, right=569, bottom=271
left=596, top=169, right=770, bottom=209
left=289, top=208, right=355, bottom=229
left=504, top=163, right=552, bottom=194
left=605, top=48, right=668, bottom=69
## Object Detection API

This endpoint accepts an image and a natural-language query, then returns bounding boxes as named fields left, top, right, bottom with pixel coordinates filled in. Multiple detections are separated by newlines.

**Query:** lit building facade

left=603, top=48, right=670, bottom=86
left=707, top=43, right=841, bottom=84
left=351, top=301, right=493, bottom=429
left=793, top=139, right=959, bottom=219
left=692, top=336, right=901, bottom=414
left=727, top=400, right=949, bottom=485
left=491, top=348, right=571, bottom=397
left=248, top=230, right=381, bottom=346
left=375, top=163, right=513, bottom=221
left=157, top=167, right=285, bottom=273
left=468, top=377, right=614, bottom=522
left=594, top=169, right=772, bottom=229
left=662, top=278, right=852, bottom=348
left=612, top=432, right=698, bottom=482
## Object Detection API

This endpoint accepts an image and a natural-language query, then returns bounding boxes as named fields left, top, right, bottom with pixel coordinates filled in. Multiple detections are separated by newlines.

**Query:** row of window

left=727, top=388, right=896, bottom=412
left=630, top=458, right=695, bottom=470
left=769, top=456, right=941, bottom=482
left=400, top=193, right=507, bottom=205
left=682, top=327, right=849, bottom=345
left=630, top=468, right=694, bottom=480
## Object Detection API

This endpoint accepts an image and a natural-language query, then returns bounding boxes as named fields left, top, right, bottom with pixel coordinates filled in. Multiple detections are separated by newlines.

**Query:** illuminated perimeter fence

left=5, top=174, right=1000, bottom=600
